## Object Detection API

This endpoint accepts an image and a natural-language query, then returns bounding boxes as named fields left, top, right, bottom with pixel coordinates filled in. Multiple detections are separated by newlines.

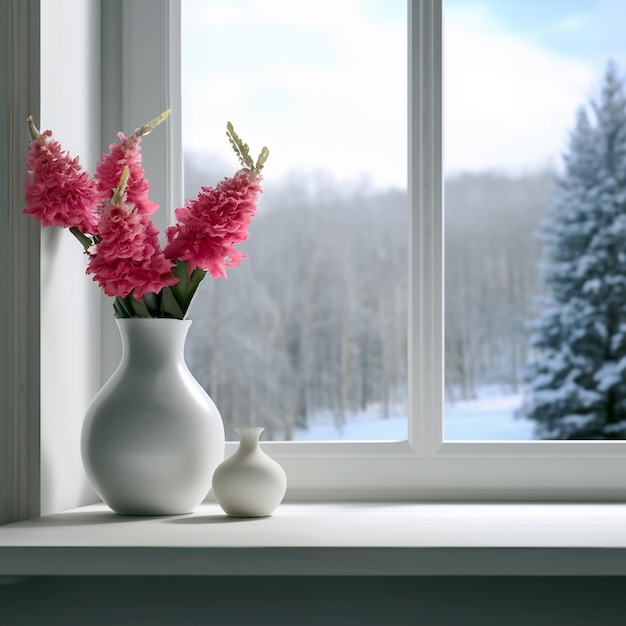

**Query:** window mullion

left=409, top=0, right=443, bottom=457
left=120, top=0, right=182, bottom=233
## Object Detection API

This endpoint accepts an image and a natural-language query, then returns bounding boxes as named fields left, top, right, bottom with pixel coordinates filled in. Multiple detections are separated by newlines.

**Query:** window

left=181, top=0, right=409, bottom=442
left=5, top=1, right=626, bottom=522
left=444, top=0, right=626, bottom=443
left=178, top=0, right=626, bottom=500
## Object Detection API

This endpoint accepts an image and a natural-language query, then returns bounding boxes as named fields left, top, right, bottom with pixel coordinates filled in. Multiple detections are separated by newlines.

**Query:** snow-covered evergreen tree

left=522, top=62, right=626, bottom=439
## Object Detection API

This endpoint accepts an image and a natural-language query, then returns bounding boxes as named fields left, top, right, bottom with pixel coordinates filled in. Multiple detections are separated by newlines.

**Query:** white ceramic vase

left=212, top=427, right=287, bottom=517
left=81, top=318, right=225, bottom=515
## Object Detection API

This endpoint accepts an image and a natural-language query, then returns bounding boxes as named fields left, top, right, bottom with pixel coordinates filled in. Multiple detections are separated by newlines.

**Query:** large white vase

left=81, top=318, right=225, bottom=515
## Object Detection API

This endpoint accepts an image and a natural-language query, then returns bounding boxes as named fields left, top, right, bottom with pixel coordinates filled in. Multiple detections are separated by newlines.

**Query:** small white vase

left=81, top=318, right=225, bottom=515
left=212, top=427, right=287, bottom=517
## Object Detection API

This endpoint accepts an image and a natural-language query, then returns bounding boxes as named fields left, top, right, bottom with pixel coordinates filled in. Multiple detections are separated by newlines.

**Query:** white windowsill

left=1, top=502, right=626, bottom=576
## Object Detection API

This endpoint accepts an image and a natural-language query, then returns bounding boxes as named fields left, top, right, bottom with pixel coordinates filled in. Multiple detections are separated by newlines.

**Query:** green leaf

left=111, top=263, right=207, bottom=320
left=179, top=268, right=208, bottom=317
left=167, top=260, right=207, bottom=318
left=189, top=268, right=207, bottom=297
left=158, top=287, right=185, bottom=319
left=113, top=297, right=132, bottom=318
left=119, top=293, right=151, bottom=318
left=170, top=260, right=191, bottom=307
left=142, top=292, right=161, bottom=317
left=167, top=261, right=206, bottom=316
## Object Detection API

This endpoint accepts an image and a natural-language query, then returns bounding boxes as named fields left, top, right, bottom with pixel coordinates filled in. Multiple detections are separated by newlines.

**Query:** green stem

left=69, top=226, right=93, bottom=251
left=112, top=166, right=130, bottom=204
left=184, top=268, right=207, bottom=317
left=111, top=261, right=208, bottom=319
left=169, top=260, right=207, bottom=318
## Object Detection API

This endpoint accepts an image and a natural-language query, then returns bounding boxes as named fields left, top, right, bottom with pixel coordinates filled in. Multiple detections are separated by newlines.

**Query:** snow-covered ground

left=293, top=389, right=536, bottom=441
left=443, top=390, right=535, bottom=440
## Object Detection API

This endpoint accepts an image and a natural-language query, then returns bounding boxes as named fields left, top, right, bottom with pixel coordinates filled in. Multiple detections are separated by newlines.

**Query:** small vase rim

left=235, top=426, right=265, bottom=434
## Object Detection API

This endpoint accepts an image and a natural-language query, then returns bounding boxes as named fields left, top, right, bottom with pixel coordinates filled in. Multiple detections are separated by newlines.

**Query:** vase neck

left=235, top=427, right=264, bottom=452
left=116, top=318, right=191, bottom=365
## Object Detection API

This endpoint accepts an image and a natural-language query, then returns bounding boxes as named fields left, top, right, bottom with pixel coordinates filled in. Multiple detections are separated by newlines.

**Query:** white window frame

left=4, top=0, right=626, bottom=524
left=172, top=0, right=626, bottom=501
left=2, top=0, right=41, bottom=524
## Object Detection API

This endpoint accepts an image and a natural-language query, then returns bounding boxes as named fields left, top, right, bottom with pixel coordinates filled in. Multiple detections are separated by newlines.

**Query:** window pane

left=444, top=0, right=626, bottom=440
left=181, top=0, right=407, bottom=441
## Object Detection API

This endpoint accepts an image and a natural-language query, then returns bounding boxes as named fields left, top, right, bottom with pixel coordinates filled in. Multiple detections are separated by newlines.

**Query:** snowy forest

left=184, top=64, right=626, bottom=441
left=185, top=164, right=409, bottom=440
left=183, top=157, right=552, bottom=440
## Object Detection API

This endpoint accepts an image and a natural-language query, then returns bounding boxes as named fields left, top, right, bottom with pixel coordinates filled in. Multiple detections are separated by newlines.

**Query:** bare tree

left=445, top=171, right=553, bottom=400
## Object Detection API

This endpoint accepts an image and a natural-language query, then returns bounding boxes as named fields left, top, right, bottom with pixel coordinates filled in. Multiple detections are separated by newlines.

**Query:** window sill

left=1, top=502, right=625, bottom=577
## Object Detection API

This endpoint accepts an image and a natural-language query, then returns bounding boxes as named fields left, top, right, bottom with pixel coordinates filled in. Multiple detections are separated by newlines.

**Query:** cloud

left=183, top=0, right=601, bottom=185
left=182, top=0, right=406, bottom=189
left=553, top=14, right=587, bottom=33
left=444, top=8, right=596, bottom=175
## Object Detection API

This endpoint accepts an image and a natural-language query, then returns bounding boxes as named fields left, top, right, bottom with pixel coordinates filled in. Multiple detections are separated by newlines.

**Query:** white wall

left=0, top=0, right=42, bottom=525
left=0, top=0, right=184, bottom=520
left=39, top=0, right=102, bottom=514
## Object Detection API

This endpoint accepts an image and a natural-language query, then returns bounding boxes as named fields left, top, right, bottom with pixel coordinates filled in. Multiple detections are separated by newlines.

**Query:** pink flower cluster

left=165, top=169, right=263, bottom=278
left=86, top=197, right=177, bottom=299
left=24, top=117, right=265, bottom=304
left=24, top=130, right=99, bottom=234
left=24, top=125, right=176, bottom=300
left=95, top=133, right=159, bottom=215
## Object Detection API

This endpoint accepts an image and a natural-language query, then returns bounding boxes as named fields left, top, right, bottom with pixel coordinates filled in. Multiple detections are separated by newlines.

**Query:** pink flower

left=86, top=197, right=177, bottom=299
left=164, top=169, right=263, bottom=277
left=95, top=133, right=159, bottom=215
left=24, top=130, right=99, bottom=234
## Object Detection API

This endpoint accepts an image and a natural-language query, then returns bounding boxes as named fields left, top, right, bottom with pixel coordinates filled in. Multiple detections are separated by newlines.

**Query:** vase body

left=212, top=427, right=287, bottom=517
left=81, top=318, right=225, bottom=515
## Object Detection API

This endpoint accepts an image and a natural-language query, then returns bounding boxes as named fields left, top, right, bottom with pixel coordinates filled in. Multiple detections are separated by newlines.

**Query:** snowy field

left=293, top=389, right=536, bottom=441
left=443, top=391, right=535, bottom=440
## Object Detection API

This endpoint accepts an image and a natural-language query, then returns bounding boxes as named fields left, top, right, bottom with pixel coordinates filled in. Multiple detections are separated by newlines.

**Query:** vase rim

left=115, top=317, right=192, bottom=324
left=235, top=426, right=265, bottom=432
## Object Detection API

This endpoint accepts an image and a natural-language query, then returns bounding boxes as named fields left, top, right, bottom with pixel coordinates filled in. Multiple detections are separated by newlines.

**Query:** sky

left=181, top=0, right=626, bottom=188
left=444, top=0, right=626, bottom=175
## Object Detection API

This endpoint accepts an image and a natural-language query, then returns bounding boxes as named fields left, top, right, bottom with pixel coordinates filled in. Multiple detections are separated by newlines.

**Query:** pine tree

left=522, top=62, right=626, bottom=439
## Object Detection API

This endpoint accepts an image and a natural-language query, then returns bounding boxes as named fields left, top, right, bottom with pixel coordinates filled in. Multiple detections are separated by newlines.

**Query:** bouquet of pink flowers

left=24, top=111, right=268, bottom=318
